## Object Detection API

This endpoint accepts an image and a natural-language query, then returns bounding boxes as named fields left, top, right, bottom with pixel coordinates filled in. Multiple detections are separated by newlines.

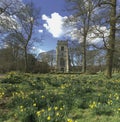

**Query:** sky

left=23, top=0, right=69, bottom=54
left=22, top=0, right=117, bottom=54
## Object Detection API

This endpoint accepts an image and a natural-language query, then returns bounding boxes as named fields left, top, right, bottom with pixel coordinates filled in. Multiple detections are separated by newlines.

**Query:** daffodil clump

left=89, top=92, right=120, bottom=115
left=36, top=105, right=66, bottom=122
left=0, top=92, right=4, bottom=99
left=0, top=72, right=120, bottom=121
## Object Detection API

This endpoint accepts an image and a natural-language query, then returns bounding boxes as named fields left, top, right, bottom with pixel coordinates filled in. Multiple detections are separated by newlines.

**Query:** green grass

left=0, top=72, right=120, bottom=122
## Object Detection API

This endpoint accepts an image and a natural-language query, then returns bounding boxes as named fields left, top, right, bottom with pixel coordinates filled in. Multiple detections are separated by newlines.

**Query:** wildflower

left=33, top=103, right=37, bottom=107
left=107, top=100, right=112, bottom=105
left=36, top=111, right=41, bottom=116
left=47, top=115, right=51, bottom=121
left=42, top=95, right=45, bottom=99
left=20, top=106, right=23, bottom=109
left=61, top=85, right=65, bottom=89
left=67, top=118, right=73, bottom=122
left=2, top=92, right=4, bottom=95
left=41, top=109, right=45, bottom=113
left=48, top=107, right=51, bottom=111
left=60, top=107, right=63, bottom=110
left=118, top=108, right=120, bottom=111
left=20, top=109, right=24, bottom=112
left=89, top=101, right=97, bottom=109
left=116, top=96, right=119, bottom=100
left=56, top=112, right=60, bottom=116
left=54, top=106, right=58, bottom=111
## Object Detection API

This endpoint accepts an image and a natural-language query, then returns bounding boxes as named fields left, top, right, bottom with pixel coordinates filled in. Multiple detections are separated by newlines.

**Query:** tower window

left=61, top=46, right=64, bottom=51
left=60, top=58, right=65, bottom=66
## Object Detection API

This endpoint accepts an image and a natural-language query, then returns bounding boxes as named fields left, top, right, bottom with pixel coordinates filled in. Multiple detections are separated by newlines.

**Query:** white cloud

left=87, top=26, right=109, bottom=44
left=32, top=46, right=36, bottom=50
left=38, top=49, right=46, bottom=53
left=38, top=29, right=43, bottom=33
left=42, top=12, right=67, bottom=38
left=32, top=46, right=45, bottom=55
left=42, top=12, right=109, bottom=45
left=32, top=46, right=45, bottom=52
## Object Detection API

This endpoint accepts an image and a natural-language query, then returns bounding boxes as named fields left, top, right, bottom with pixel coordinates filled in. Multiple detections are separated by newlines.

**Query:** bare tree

left=38, top=50, right=56, bottom=67
left=105, top=0, right=117, bottom=78
left=91, top=0, right=119, bottom=78
left=13, top=3, right=40, bottom=72
left=0, top=0, right=23, bottom=32
left=69, top=41, right=82, bottom=67
left=1, top=1, right=41, bottom=72
left=65, top=0, right=99, bottom=73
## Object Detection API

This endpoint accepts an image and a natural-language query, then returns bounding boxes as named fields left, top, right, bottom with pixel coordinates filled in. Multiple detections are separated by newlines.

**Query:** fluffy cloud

left=42, top=12, right=109, bottom=45
left=38, top=29, right=43, bottom=33
left=42, top=12, right=67, bottom=38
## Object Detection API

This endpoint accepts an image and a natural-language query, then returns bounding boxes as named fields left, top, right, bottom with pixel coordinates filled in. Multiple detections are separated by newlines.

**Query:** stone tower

left=56, top=40, right=69, bottom=72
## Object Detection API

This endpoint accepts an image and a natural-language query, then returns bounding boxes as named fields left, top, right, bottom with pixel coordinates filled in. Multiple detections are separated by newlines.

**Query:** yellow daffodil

left=54, top=106, right=58, bottom=111
left=47, top=115, right=51, bottom=121
left=33, top=103, right=37, bottom=107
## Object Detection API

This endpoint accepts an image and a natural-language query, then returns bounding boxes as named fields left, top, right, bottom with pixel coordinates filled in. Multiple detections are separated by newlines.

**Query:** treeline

left=0, top=47, right=50, bottom=73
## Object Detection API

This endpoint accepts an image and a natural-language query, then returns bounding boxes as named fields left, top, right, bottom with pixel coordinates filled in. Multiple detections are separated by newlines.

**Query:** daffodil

left=47, top=115, right=51, bottom=121
left=41, top=109, right=45, bottom=113
left=33, top=103, right=37, bottom=107
left=54, top=106, right=58, bottom=111
left=42, top=95, right=45, bottom=99
left=67, top=118, right=73, bottom=122
left=56, top=112, right=60, bottom=116
left=36, top=111, right=41, bottom=116
left=48, top=107, right=51, bottom=111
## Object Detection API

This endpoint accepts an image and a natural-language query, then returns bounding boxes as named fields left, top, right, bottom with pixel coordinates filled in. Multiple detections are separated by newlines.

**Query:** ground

left=0, top=72, right=120, bottom=122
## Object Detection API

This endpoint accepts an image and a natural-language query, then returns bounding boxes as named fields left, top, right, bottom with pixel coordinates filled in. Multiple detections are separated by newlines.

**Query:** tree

left=0, top=0, right=23, bottom=33
left=8, top=3, right=40, bottom=72
left=1, top=1, right=41, bottom=72
left=92, top=0, right=118, bottom=78
left=105, top=0, right=117, bottom=78
left=69, top=41, right=82, bottom=68
left=38, top=50, right=56, bottom=68
left=113, top=38, right=120, bottom=72
left=65, top=0, right=99, bottom=73
left=0, top=48, right=15, bottom=72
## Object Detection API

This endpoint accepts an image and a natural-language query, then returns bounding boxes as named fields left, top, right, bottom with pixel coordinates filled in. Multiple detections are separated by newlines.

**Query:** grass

left=0, top=72, right=120, bottom=122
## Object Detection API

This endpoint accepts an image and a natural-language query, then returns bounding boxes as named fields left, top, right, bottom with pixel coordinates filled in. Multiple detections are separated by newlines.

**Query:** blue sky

left=22, top=0, right=115, bottom=54
left=23, top=0, right=69, bottom=53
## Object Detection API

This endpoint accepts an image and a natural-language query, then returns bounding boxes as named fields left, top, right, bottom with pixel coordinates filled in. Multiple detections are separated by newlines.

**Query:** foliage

left=0, top=72, right=120, bottom=122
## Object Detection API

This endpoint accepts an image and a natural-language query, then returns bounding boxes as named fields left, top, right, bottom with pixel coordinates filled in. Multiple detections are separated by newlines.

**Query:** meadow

left=0, top=72, right=120, bottom=122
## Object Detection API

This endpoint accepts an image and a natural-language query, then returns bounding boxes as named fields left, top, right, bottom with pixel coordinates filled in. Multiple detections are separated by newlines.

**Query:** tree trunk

left=82, top=34, right=87, bottom=73
left=24, top=47, right=28, bottom=72
left=106, top=0, right=116, bottom=78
